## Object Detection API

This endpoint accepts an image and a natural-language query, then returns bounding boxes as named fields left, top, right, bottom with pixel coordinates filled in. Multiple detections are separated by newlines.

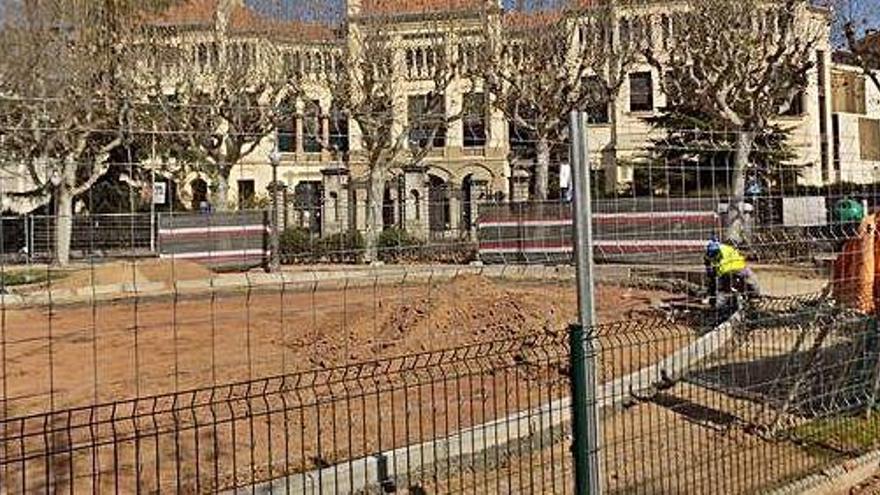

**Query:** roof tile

left=362, top=0, right=484, bottom=15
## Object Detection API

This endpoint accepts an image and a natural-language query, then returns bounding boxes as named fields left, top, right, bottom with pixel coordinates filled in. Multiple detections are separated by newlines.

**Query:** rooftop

left=147, top=0, right=336, bottom=40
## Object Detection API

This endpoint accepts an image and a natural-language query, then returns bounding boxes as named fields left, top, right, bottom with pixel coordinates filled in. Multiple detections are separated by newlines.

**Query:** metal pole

left=569, top=110, right=602, bottom=495
left=150, top=170, right=156, bottom=255
left=269, top=150, right=281, bottom=273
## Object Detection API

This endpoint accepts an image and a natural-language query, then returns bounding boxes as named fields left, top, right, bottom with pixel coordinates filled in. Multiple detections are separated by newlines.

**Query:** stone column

left=401, top=165, right=428, bottom=239
left=510, top=168, right=531, bottom=203
left=267, top=180, right=287, bottom=232
left=387, top=182, right=400, bottom=227
left=448, top=182, right=461, bottom=234
left=321, top=115, right=331, bottom=161
left=295, top=115, right=304, bottom=154
left=352, top=181, right=368, bottom=233
left=321, top=167, right=349, bottom=235
left=469, top=179, right=488, bottom=239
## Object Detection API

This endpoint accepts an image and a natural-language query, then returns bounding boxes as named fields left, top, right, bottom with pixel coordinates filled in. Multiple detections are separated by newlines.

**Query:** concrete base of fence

left=230, top=306, right=743, bottom=494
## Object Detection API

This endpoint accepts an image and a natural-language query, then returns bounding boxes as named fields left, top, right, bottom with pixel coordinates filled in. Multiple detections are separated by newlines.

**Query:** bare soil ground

left=418, top=384, right=826, bottom=495
left=1, top=274, right=670, bottom=415
left=16, top=259, right=215, bottom=293
left=0, top=263, right=835, bottom=494
left=850, top=473, right=880, bottom=494
left=1, top=273, right=690, bottom=493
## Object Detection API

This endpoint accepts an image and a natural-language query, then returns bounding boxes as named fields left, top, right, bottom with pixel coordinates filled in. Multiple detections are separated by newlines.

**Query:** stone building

left=122, top=0, right=880, bottom=236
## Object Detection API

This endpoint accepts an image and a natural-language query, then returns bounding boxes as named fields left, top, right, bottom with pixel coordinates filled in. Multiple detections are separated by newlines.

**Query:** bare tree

left=837, top=0, right=880, bottom=92
left=0, top=0, right=155, bottom=265
left=646, top=0, right=824, bottom=242
left=140, top=3, right=304, bottom=210
left=330, top=10, right=469, bottom=260
left=480, top=1, right=640, bottom=200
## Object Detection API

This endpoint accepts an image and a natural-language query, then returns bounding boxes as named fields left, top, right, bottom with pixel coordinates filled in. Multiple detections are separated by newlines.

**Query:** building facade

left=8, top=0, right=878, bottom=236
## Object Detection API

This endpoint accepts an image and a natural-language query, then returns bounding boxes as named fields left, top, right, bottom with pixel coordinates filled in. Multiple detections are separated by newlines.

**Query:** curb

left=2, top=265, right=581, bottom=308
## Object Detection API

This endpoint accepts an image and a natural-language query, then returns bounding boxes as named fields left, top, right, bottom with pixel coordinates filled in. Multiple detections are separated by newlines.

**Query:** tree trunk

left=726, top=131, right=755, bottom=244
left=604, top=104, right=619, bottom=194
left=364, top=166, right=385, bottom=263
left=53, top=184, right=74, bottom=267
left=535, top=137, right=550, bottom=201
left=212, top=173, right=230, bottom=211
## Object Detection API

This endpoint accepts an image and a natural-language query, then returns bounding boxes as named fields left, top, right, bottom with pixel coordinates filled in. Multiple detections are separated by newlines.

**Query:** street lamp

left=268, top=147, right=282, bottom=272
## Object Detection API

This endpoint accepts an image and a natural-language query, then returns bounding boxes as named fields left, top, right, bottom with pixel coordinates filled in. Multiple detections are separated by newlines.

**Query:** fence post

left=27, top=214, right=34, bottom=264
left=569, top=110, right=602, bottom=495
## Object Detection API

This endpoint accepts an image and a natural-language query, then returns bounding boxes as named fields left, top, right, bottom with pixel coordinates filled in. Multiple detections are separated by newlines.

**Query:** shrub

left=280, top=227, right=321, bottom=264
left=322, top=231, right=364, bottom=264
left=377, top=227, right=423, bottom=263
left=0, top=269, right=64, bottom=289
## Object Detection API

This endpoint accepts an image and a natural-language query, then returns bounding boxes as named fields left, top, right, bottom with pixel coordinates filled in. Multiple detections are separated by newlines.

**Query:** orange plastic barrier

left=832, top=214, right=876, bottom=313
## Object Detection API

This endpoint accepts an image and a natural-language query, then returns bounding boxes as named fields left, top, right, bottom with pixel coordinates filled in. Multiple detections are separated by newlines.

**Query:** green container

left=835, top=198, right=865, bottom=223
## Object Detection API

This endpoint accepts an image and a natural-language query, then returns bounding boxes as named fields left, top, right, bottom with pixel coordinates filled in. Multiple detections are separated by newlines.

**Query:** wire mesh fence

left=3, top=296, right=880, bottom=494
left=2, top=0, right=880, bottom=493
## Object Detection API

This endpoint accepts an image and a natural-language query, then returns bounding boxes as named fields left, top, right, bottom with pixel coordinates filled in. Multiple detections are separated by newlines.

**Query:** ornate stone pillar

left=401, top=165, right=428, bottom=238
left=321, top=167, right=349, bottom=235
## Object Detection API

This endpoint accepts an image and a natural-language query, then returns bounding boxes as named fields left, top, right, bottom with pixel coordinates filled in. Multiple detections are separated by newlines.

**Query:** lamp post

left=268, top=147, right=282, bottom=272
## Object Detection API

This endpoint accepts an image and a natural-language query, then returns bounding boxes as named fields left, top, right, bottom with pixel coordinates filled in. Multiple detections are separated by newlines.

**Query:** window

left=661, top=14, right=671, bottom=50
left=329, top=104, right=349, bottom=153
left=832, top=71, right=866, bottom=114
left=408, top=94, right=446, bottom=149
left=278, top=120, right=296, bottom=152
left=631, top=16, right=650, bottom=47
left=406, top=49, right=416, bottom=77
left=509, top=105, right=537, bottom=160
left=240, top=43, right=254, bottom=67
left=584, top=77, right=609, bottom=124
left=303, top=100, right=322, bottom=153
left=619, top=17, right=631, bottom=47
left=209, top=43, right=219, bottom=66
left=197, top=44, right=208, bottom=69
left=237, top=180, right=255, bottom=209
left=860, top=118, right=880, bottom=161
left=277, top=100, right=296, bottom=152
left=629, top=72, right=654, bottom=112
left=462, top=92, right=487, bottom=147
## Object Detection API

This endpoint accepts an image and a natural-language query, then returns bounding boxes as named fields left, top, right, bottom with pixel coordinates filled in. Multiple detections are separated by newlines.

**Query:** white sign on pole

left=560, top=163, right=572, bottom=189
left=152, top=182, right=167, bottom=205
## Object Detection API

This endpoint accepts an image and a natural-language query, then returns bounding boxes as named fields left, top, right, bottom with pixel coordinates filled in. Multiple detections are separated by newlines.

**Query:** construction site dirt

left=0, top=267, right=845, bottom=493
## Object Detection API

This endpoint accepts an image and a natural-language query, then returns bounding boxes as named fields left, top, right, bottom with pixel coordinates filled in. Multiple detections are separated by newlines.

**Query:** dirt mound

left=308, top=275, right=664, bottom=367
left=49, top=259, right=213, bottom=291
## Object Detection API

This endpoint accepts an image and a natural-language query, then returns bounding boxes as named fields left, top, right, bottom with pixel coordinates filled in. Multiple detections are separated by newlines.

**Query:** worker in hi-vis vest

left=704, top=238, right=760, bottom=308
